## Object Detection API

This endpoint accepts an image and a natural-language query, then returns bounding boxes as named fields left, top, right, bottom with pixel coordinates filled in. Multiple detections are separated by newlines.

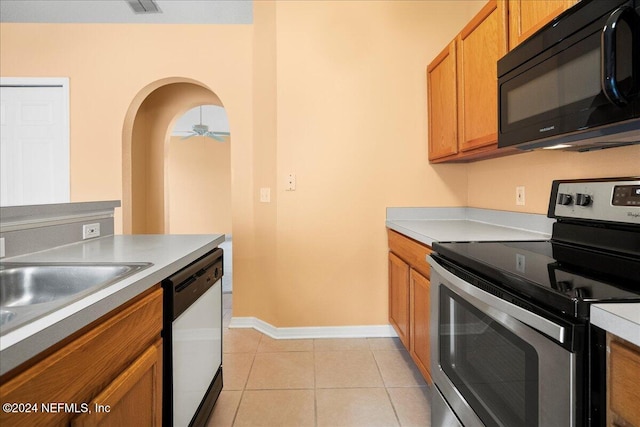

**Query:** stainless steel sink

left=0, top=309, right=15, bottom=327
left=0, top=262, right=152, bottom=333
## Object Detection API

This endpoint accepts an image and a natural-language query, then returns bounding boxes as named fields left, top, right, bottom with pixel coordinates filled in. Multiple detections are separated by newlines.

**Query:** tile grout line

left=370, top=345, right=403, bottom=427
left=312, top=347, right=318, bottom=427
left=229, top=330, right=260, bottom=426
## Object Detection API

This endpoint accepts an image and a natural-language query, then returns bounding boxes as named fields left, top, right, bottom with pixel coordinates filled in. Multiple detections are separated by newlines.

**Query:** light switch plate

left=260, top=187, right=271, bottom=203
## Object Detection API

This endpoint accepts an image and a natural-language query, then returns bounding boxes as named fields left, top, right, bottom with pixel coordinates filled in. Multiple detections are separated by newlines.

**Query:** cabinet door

left=427, top=40, right=458, bottom=161
left=458, top=0, right=507, bottom=152
left=0, top=288, right=162, bottom=427
left=389, top=252, right=410, bottom=349
left=71, top=340, right=163, bottom=427
left=410, top=269, right=431, bottom=384
left=508, top=0, right=577, bottom=50
left=608, top=338, right=640, bottom=426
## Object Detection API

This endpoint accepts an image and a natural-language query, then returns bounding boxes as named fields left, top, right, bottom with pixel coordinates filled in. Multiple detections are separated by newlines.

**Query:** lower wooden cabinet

left=388, top=229, right=432, bottom=383
left=389, top=252, right=410, bottom=349
left=0, top=286, right=163, bottom=427
left=71, top=340, right=162, bottom=427
left=410, top=269, right=431, bottom=383
left=608, top=335, right=640, bottom=427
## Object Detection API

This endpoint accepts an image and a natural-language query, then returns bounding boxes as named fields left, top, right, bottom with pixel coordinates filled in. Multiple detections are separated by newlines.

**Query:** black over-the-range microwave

left=498, top=0, right=640, bottom=152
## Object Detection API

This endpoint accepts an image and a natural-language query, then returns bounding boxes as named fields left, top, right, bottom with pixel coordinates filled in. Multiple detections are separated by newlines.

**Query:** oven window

left=440, top=287, right=538, bottom=427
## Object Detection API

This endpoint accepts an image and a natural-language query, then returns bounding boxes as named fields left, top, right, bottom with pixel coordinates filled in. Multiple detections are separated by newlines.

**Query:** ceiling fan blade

left=181, top=133, right=196, bottom=140
left=205, top=133, right=226, bottom=142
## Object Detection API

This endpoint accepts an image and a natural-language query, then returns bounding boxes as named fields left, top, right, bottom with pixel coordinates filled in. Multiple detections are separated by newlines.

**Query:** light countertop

left=591, top=303, right=640, bottom=347
left=0, top=234, right=224, bottom=376
left=386, top=207, right=553, bottom=246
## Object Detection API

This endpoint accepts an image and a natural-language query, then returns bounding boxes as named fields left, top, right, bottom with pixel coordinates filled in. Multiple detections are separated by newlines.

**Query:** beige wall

left=168, top=135, right=232, bottom=234
left=6, top=1, right=636, bottom=330
left=258, top=0, right=484, bottom=326
left=0, top=22, right=253, bottom=232
left=467, top=146, right=640, bottom=214
left=238, top=1, right=279, bottom=323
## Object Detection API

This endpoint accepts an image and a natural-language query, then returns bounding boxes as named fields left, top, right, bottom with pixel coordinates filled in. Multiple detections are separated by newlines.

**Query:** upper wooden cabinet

left=458, top=0, right=508, bottom=153
left=508, top=0, right=578, bottom=50
left=427, top=41, right=458, bottom=160
left=428, top=0, right=507, bottom=162
left=427, top=0, right=578, bottom=163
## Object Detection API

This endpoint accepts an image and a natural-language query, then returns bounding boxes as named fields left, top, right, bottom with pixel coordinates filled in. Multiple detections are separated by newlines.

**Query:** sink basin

left=0, top=264, right=147, bottom=307
left=0, top=309, right=15, bottom=326
left=0, top=262, right=152, bottom=332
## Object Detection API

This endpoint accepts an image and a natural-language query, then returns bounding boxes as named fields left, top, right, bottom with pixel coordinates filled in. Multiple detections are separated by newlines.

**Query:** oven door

left=429, top=256, right=578, bottom=427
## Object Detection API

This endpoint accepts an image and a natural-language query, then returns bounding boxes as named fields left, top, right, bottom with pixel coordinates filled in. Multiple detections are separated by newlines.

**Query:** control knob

left=575, top=193, right=592, bottom=206
left=558, top=193, right=573, bottom=205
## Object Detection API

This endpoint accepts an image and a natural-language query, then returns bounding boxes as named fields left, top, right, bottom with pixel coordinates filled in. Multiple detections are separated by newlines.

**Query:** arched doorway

left=121, top=79, right=230, bottom=235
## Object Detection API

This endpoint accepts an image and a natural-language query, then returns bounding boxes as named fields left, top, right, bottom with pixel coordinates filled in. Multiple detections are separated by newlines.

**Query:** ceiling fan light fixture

left=180, top=106, right=230, bottom=142
left=192, top=124, right=209, bottom=135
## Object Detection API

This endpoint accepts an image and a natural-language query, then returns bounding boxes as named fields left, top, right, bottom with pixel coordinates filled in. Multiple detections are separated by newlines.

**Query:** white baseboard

left=228, top=316, right=398, bottom=340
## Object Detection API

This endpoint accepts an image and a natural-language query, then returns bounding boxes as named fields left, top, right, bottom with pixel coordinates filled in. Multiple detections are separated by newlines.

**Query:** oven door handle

left=429, top=256, right=567, bottom=344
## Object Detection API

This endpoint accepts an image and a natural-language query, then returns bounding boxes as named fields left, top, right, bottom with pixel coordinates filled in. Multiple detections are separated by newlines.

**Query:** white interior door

left=0, top=78, right=70, bottom=206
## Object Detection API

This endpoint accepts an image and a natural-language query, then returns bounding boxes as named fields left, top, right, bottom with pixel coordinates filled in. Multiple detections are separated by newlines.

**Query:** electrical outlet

left=286, top=173, right=296, bottom=191
left=516, top=186, right=526, bottom=206
left=516, top=254, right=526, bottom=273
left=82, top=223, right=101, bottom=239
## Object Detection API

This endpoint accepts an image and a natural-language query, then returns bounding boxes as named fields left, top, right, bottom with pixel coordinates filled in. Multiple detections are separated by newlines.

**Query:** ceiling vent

left=126, top=0, right=161, bottom=14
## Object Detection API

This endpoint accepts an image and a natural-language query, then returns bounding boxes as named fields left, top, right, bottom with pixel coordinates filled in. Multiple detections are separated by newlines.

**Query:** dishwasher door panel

left=172, top=279, right=222, bottom=427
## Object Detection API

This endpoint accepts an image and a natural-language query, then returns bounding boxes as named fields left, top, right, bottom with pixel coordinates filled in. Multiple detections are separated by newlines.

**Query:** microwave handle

left=601, top=6, right=637, bottom=106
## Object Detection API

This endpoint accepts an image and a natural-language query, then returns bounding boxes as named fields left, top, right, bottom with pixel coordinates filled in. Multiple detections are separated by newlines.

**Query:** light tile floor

left=207, top=293, right=432, bottom=427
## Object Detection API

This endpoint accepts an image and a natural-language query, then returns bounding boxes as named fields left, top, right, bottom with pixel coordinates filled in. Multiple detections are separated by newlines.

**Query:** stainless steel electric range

left=428, top=177, right=640, bottom=427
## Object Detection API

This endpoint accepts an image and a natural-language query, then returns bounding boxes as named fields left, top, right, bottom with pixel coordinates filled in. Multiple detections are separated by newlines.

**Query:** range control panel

left=613, top=185, right=640, bottom=206
left=549, top=178, right=640, bottom=224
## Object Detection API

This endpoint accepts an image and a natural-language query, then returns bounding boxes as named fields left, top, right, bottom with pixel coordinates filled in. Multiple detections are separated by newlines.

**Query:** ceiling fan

left=181, top=106, right=230, bottom=142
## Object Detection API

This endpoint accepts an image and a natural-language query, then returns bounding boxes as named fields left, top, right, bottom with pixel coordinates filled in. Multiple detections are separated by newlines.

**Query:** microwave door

left=497, top=0, right=640, bottom=150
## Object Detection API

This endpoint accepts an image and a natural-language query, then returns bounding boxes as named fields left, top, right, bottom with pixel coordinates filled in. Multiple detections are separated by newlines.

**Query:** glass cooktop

left=433, top=240, right=640, bottom=318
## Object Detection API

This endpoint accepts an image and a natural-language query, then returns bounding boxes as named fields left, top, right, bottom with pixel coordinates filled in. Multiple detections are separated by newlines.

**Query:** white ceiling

left=0, top=0, right=252, bottom=24
left=172, top=105, right=229, bottom=136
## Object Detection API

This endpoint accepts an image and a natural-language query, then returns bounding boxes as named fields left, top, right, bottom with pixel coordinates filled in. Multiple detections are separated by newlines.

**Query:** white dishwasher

left=163, top=248, right=223, bottom=427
